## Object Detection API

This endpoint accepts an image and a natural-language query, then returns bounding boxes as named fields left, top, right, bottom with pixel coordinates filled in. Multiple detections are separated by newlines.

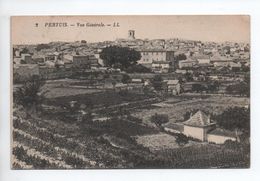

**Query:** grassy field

left=44, top=90, right=154, bottom=110
left=41, top=79, right=156, bottom=109
left=135, top=133, right=200, bottom=152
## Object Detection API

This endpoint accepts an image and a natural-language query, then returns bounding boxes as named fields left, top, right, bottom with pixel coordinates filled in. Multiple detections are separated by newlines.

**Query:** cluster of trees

left=125, top=64, right=151, bottom=73
left=100, top=46, right=141, bottom=70
left=214, top=106, right=250, bottom=134
left=175, top=53, right=187, bottom=61
left=14, top=75, right=46, bottom=116
left=226, top=77, right=250, bottom=97
left=151, top=75, right=164, bottom=91
left=226, top=83, right=249, bottom=96
left=121, top=74, right=131, bottom=84
left=191, top=81, right=219, bottom=93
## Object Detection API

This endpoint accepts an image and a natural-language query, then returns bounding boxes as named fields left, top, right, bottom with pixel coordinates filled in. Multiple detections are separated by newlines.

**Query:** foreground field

left=12, top=106, right=249, bottom=169
left=12, top=81, right=250, bottom=169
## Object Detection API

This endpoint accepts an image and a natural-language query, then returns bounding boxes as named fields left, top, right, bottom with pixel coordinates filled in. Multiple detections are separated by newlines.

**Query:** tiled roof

left=164, top=123, right=184, bottom=132
left=183, top=110, right=215, bottom=127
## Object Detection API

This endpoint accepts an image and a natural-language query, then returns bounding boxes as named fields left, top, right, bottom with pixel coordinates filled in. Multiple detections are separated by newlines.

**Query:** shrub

left=150, top=113, right=169, bottom=127
left=224, top=140, right=240, bottom=150
left=175, top=133, right=189, bottom=146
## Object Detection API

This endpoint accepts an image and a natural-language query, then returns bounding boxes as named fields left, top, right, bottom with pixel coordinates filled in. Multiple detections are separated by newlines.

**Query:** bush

left=175, top=133, right=189, bottom=146
left=150, top=113, right=169, bottom=127
left=224, top=140, right=240, bottom=150
left=126, top=64, right=151, bottom=73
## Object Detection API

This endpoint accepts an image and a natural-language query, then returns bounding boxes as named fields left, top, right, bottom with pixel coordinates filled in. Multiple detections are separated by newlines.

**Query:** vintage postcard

left=11, top=15, right=250, bottom=169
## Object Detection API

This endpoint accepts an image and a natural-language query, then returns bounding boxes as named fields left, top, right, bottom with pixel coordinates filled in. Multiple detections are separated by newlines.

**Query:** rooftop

left=152, top=61, right=170, bottom=64
left=208, top=128, right=237, bottom=138
left=164, top=123, right=184, bottom=132
left=164, top=80, right=179, bottom=85
left=138, top=49, right=174, bottom=52
left=183, top=110, right=215, bottom=127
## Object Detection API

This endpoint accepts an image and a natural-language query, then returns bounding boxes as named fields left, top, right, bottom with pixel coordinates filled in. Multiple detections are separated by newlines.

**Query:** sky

left=11, top=15, right=250, bottom=44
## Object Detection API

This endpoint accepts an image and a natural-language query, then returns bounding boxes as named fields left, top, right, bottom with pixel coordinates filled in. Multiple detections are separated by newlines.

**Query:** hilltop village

left=12, top=30, right=250, bottom=169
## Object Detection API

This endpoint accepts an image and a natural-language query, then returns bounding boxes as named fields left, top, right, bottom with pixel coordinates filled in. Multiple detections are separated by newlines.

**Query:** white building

left=193, top=55, right=210, bottom=64
left=138, top=49, right=175, bottom=70
left=163, top=79, right=181, bottom=95
left=182, top=110, right=237, bottom=144
left=183, top=110, right=216, bottom=141
left=152, top=61, right=171, bottom=73
left=178, top=58, right=198, bottom=69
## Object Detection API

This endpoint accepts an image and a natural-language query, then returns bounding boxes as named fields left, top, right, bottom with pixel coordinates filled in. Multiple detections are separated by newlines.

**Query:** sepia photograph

left=11, top=15, right=250, bottom=169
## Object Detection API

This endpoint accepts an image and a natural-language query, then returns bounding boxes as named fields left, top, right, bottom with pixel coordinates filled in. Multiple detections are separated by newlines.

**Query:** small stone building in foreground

left=164, top=110, right=237, bottom=144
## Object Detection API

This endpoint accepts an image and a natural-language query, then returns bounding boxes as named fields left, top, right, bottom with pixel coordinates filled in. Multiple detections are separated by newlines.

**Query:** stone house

left=163, top=79, right=181, bottom=95
left=166, top=110, right=238, bottom=144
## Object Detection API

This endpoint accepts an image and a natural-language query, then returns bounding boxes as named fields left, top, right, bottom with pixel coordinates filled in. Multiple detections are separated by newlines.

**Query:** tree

left=150, top=113, right=169, bottom=127
left=126, top=64, right=151, bottom=73
left=20, top=48, right=30, bottom=55
left=184, top=72, right=193, bottom=82
left=121, top=74, right=131, bottom=84
left=81, top=40, right=87, bottom=44
left=215, top=107, right=250, bottom=133
left=175, top=53, right=187, bottom=61
left=100, top=46, right=141, bottom=70
left=151, top=75, right=164, bottom=91
left=67, top=101, right=79, bottom=115
left=192, top=83, right=206, bottom=93
left=175, top=133, right=189, bottom=146
left=112, top=80, right=116, bottom=90
left=226, top=81, right=249, bottom=97
left=14, top=75, right=46, bottom=116
left=207, top=81, right=219, bottom=93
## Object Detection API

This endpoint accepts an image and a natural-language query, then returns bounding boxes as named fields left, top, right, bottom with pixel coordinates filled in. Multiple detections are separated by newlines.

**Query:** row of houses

left=14, top=49, right=248, bottom=75
left=114, top=78, right=181, bottom=95
left=137, top=50, right=248, bottom=73
left=178, top=54, right=247, bottom=69
left=14, top=52, right=101, bottom=68
left=13, top=64, right=74, bottom=82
